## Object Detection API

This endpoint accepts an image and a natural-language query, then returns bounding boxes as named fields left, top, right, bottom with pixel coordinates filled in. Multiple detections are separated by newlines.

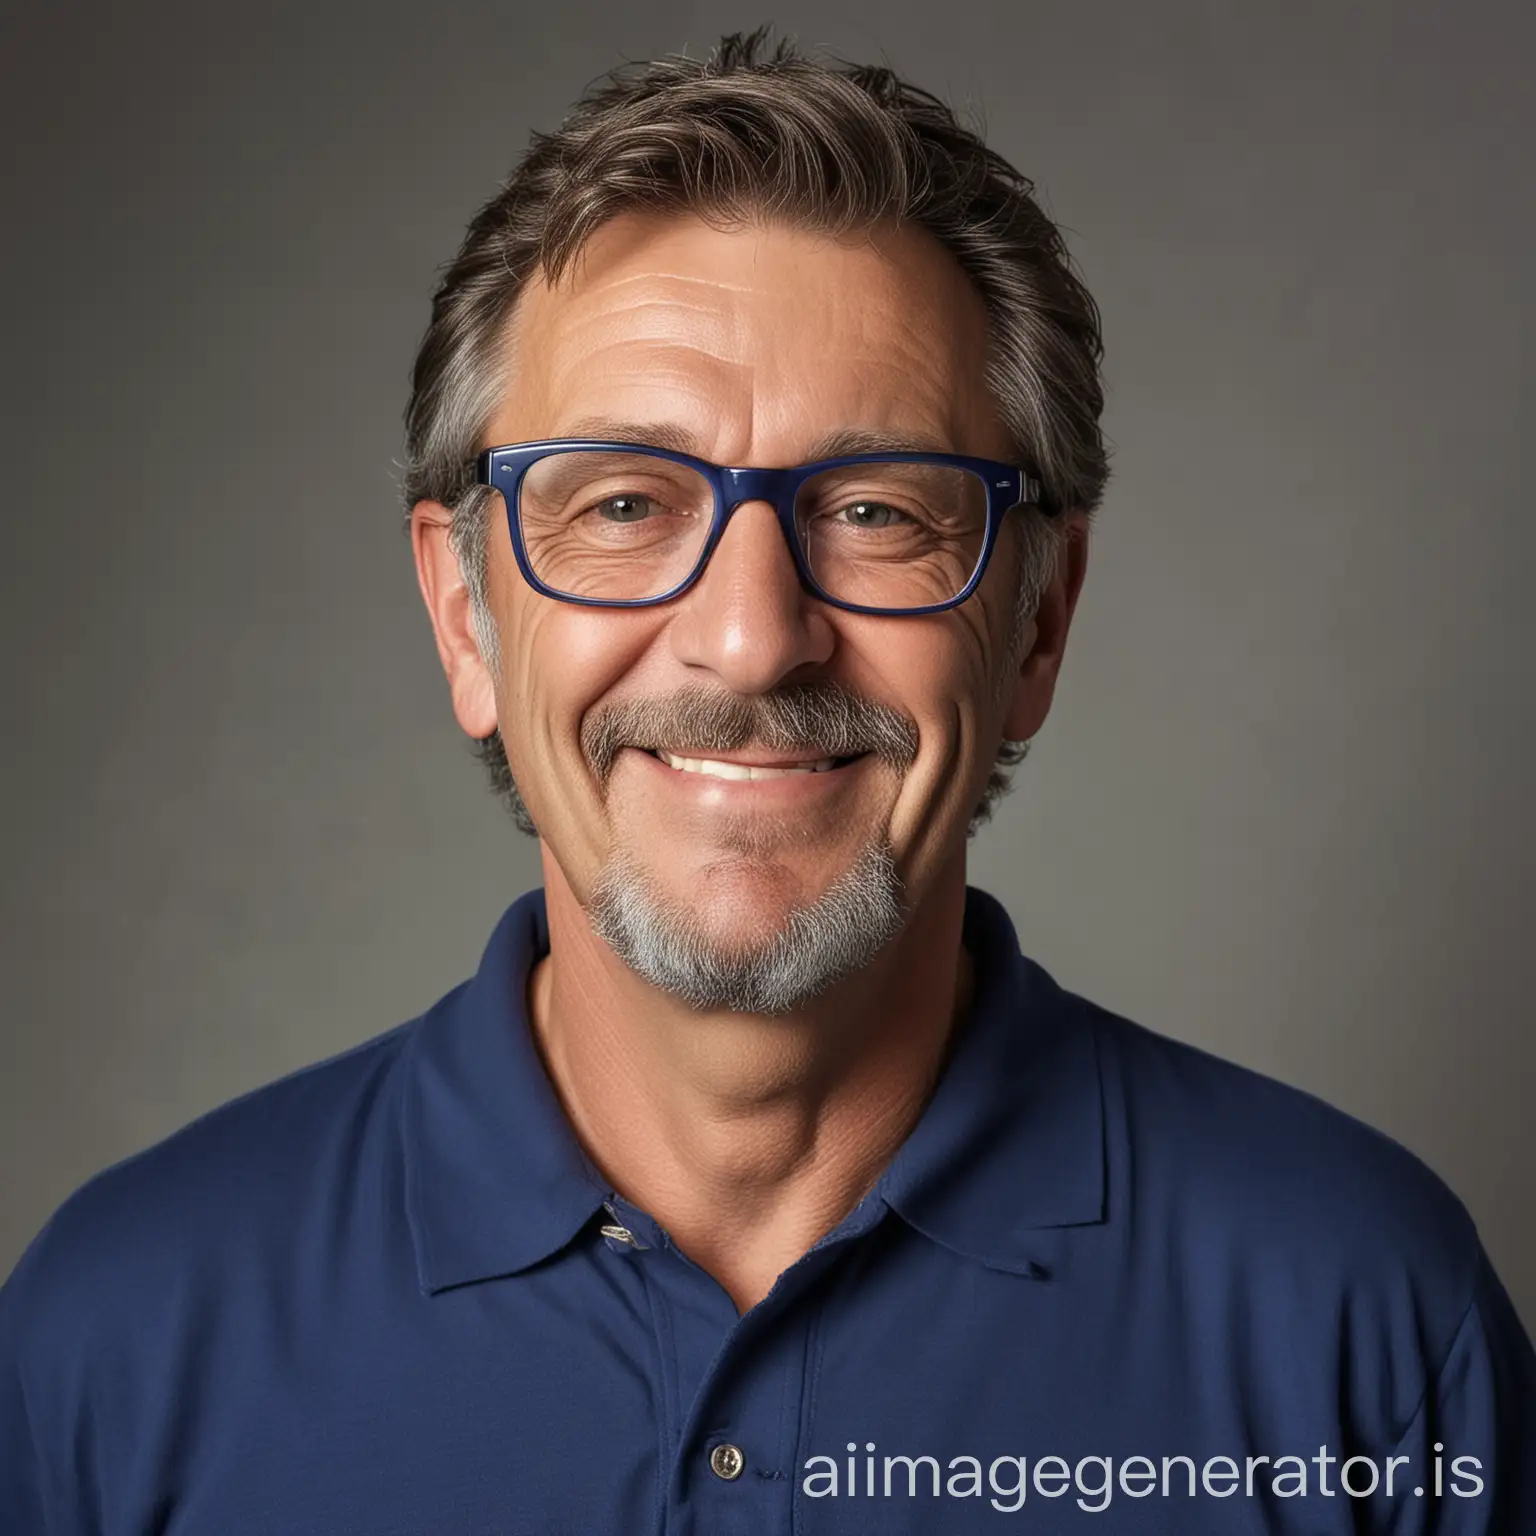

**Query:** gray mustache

left=581, top=681, right=920, bottom=782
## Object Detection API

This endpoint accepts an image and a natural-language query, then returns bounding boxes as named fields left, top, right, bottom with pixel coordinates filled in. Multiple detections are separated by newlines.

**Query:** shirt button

left=709, top=1443, right=745, bottom=1481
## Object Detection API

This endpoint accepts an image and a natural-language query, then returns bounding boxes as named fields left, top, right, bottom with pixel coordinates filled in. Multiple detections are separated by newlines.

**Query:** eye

left=837, top=500, right=908, bottom=528
left=594, top=493, right=655, bottom=523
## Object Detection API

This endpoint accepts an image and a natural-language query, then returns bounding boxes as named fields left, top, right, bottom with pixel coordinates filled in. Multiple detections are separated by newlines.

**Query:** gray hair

left=588, top=838, right=907, bottom=1015
left=402, top=27, right=1109, bottom=835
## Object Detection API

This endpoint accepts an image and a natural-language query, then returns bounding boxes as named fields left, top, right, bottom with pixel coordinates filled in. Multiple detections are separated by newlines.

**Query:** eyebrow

left=558, top=417, right=705, bottom=455
left=803, top=427, right=956, bottom=460
left=554, top=417, right=958, bottom=463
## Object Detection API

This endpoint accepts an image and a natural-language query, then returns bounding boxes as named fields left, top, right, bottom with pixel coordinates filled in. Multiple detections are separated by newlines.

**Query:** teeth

left=656, top=751, right=838, bottom=780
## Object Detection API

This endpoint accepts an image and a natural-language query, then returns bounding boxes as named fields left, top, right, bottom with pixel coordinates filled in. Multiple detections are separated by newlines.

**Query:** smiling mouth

left=647, top=749, right=864, bottom=781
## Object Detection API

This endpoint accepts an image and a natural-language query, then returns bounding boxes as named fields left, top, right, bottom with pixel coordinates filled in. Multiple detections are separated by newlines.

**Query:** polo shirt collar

left=876, top=886, right=1106, bottom=1274
left=404, top=885, right=1104, bottom=1294
left=404, top=891, right=609, bottom=1293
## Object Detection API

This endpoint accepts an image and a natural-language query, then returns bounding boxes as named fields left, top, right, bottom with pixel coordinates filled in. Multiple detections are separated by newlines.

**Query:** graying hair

left=402, top=27, right=1109, bottom=835
left=588, top=838, right=906, bottom=1015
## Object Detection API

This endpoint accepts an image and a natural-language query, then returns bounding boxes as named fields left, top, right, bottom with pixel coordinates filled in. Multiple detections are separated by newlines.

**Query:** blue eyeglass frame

left=474, top=439, right=1050, bottom=617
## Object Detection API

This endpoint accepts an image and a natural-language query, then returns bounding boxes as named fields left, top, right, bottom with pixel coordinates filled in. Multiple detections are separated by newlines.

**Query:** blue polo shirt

left=3, top=886, right=1532, bottom=1533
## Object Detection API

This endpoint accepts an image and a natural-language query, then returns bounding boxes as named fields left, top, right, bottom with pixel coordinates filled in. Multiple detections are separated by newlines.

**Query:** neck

left=528, top=847, right=974, bottom=1314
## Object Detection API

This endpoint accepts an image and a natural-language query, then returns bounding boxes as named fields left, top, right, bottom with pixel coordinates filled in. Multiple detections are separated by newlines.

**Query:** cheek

left=882, top=620, right=1005, bottom=859
left=499, top=593, right=663, bottom=774
left=857, top=614, right=997, bottom=778
left=896, top=611, right=997, bottom=719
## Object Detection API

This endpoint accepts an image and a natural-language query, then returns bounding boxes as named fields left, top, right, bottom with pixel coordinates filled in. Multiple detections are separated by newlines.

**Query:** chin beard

left=585, top=838, right=907, bottom=1015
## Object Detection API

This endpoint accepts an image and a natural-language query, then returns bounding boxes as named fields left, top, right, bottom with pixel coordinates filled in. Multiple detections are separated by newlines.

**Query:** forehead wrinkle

left=583, top=267, right=764, bottom=298
left=493, top=272, right=750, bottom=447
left=509, top=219, right=999, bottom=461
left=550, top=342, right=747, bottom=394
left=542, top=329, right=750, bottom=405
left=550, top=298, right=744, bottom=363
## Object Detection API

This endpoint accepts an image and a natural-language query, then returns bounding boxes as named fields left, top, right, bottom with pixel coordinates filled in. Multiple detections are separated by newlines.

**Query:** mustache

left=581, top=681, right=920, bottom=782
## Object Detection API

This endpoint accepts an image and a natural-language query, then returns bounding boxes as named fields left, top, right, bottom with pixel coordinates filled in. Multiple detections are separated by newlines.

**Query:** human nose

left=666, top=499, right=835, bottom=693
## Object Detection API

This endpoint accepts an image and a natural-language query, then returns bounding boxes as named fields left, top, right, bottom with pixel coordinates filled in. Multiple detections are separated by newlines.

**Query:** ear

left=410, top=500, right=499, bottom=740
left=1001, top=513, right=1091, bottom=741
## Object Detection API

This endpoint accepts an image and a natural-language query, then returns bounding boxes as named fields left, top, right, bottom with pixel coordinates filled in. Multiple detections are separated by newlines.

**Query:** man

left=3, top=28, right=1532, bottom=1534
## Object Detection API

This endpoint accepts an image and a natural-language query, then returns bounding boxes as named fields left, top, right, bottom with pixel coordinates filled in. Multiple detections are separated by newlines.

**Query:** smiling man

left=3, top=29, right=1533, bottom=1536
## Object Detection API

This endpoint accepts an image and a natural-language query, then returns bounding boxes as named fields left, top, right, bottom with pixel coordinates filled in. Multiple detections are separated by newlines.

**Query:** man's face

left=419, top=212, right=1081, bottom=1005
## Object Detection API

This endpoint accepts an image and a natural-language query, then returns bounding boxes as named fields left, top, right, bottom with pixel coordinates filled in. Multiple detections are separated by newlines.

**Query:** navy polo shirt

left=3, top=886, right=1533, bottom=1533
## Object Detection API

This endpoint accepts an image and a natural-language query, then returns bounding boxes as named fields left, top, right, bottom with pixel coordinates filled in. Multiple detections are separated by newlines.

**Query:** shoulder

left=1, top=1008, right=430, bottom=1357
left=1061, top=978, right=1480, bottom=1328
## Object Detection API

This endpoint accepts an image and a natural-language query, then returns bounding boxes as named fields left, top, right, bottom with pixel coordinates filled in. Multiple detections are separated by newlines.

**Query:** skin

left=413, top=211, right=1090, bottom=1312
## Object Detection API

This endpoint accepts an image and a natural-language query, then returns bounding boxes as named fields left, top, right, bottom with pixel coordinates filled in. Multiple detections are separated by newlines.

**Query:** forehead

left=490, top=211, right=1006, bottom=458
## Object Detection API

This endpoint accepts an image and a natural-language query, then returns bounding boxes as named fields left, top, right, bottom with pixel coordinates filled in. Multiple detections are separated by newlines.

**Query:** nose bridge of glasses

left=708, top=466, right=806, bottom=595
left=719, top=464, right=799, bottom=519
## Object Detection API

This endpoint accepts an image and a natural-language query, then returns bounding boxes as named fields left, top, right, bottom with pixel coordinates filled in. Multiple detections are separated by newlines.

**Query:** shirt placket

left=601, top=1190, right=888, bottom=1536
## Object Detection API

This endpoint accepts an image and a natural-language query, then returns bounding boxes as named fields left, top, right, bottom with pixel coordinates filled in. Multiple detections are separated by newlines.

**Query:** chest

left=131, top=1230, right=1372, bottom=1536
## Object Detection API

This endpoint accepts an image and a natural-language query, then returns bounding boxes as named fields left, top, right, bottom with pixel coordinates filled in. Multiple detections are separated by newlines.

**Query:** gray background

left=1, top=0, right=1531, bottom=1333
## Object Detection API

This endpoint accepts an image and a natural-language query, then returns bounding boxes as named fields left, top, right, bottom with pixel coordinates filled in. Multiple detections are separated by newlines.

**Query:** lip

left=624, top=745, right=870, bottom=795
left=655, top=748, right=848, bottom=769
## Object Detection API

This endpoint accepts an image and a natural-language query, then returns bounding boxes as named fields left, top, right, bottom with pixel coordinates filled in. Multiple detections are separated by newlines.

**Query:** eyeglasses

left=473, top=440, right=1050, bottom=616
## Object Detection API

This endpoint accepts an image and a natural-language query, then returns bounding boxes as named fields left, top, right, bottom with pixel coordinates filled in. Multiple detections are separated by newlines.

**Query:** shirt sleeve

left=1381, top=1242, right=1536, bottom=1533
left=0, top=1260, right=54, bottom=1536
